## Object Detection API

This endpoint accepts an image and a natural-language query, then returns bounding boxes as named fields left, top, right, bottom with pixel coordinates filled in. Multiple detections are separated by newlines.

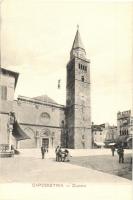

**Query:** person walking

left=111, top=145, right=115, bottom=156
left=117, top=146, right=124, bottom=163
left=41, top=146, right=46, bottom=159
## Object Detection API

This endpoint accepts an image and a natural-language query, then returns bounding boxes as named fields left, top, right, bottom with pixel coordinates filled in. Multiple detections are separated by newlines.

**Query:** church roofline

left=17, top=95, right=65, bottom=109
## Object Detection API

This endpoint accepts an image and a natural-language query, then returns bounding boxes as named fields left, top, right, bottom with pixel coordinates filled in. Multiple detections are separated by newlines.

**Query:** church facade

left=0, top=29, right=92, bottom=149
left=13, top=95, right=66, bottom=149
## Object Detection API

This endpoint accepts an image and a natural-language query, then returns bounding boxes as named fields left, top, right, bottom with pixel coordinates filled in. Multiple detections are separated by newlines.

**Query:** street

left=0, top=149, right=132, bottom=200
left=0, top=149, right=132, bottom=183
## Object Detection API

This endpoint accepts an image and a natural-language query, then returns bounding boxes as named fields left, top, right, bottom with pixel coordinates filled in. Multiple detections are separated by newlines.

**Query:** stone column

left=8, top=125, right=13, bottom=150
left=35, top=131, right=40, bottom=148
left=7, top=112, right=15, bottom=151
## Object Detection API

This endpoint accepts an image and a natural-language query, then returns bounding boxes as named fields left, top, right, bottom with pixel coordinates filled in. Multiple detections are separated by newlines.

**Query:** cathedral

left=0, top=28, right=92, bottom=149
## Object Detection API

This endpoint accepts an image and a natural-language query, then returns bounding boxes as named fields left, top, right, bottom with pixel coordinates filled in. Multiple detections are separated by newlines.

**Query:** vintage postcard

left=0, top=1, right=132, bottom=200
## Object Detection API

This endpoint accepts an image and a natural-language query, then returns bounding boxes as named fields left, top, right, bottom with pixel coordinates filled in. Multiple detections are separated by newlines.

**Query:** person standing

left=117, top=146, right=124, bottom=163
left=41, top=146, right=46, bottom=159
left=64, top=149, right=71, bottom=162
left=111, top=145, right=115, bottom=156
left=55, top=146, right=60, bottom=161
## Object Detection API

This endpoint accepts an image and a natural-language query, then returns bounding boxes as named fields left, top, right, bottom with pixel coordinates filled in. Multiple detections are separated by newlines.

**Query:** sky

left=1, top=0, right=133, bottom=125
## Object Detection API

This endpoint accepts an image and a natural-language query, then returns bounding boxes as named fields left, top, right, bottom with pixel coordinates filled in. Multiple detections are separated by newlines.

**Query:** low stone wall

left=0, top=151, right=14, bottom=158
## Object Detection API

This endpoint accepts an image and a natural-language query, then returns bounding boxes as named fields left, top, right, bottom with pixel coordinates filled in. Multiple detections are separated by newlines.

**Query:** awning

left=12, top=121, right=31, bottom=141
left=127, top=136, right=132, bottom=142
left=94, top=142, right=105, bottom=146
left=108, top=143, right=116, bottom=146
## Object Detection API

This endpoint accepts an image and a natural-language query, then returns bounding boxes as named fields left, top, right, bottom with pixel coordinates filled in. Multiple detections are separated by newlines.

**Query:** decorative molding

left=17, top=96, right=65, bottom=110
left=0, top=111, right=9, bottom=115
left=19, top=122, right=62, bottom=129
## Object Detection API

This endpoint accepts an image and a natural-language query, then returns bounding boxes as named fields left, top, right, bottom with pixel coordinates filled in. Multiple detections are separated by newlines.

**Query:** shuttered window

left=0, top=86, right=7, bottom=100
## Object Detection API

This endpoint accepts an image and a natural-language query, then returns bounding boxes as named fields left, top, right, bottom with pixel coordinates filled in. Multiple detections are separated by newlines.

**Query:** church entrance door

left=42, top=138, right=49, bottom=148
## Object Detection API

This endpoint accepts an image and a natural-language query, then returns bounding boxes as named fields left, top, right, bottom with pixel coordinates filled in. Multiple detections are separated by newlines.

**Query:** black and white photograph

left=0, top=1, right=132, bottom=200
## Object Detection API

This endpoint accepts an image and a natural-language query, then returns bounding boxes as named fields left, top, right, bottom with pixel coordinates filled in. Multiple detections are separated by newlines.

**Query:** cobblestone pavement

left=70, top=154, right=132, bottom=180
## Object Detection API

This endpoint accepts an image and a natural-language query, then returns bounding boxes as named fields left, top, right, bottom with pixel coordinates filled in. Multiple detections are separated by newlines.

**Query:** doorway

left=42, top=138, right=49, bottom=148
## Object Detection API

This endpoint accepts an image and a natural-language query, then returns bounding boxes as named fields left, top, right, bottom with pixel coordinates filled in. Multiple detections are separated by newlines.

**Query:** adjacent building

left=92, top=123, right=117, bottom=148
left=117, top=110, right=133, bottom=148
left=0, top=68, right=19, bottom=150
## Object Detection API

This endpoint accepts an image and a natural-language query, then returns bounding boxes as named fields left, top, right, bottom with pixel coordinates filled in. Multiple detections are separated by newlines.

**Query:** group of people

left=41, top=145, right=71, bottom=162
left=55, top=146, right=71, bottom=162
left=111, top=145, right=124, bottom=163
left=41, top=144, right=125, bottom=164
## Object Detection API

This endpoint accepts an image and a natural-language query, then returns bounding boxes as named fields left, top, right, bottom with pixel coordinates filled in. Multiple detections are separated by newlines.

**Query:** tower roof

left=70, top=27, right=86, bottom=59
left=71, top=29, right=85, bottom=50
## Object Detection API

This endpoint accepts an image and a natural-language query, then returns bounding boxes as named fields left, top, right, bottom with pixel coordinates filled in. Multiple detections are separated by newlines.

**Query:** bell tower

left=66, top=27, right=91, bottom=149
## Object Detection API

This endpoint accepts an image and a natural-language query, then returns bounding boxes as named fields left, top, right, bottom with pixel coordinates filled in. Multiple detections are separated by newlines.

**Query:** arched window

left=125, top=130, right=127, bottom=135
left=40, top=112, right=50, bottom=123
left=40, top=112, right=50, bottom=120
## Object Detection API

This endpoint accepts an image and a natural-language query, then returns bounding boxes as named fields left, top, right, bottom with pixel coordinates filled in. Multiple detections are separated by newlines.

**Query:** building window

left=123, top=130, right=125, bottom=135
left=61, top=120, right=64, bottom=127
left=78, top=64, right=87, bottom=72
left=85, top=66, right=87, bottom=71
left=0, top=86, right=7, bottom=100
left=81, top=76, right=84, bottom=82
left=40, top=112, right=50, bottom=123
